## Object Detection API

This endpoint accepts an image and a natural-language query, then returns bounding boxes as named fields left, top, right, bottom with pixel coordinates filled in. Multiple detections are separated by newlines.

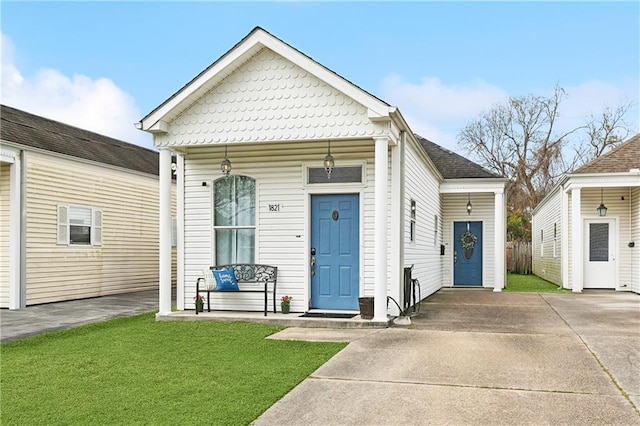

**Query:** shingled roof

left=1, top=105, right=159, bottom=176
left=415, top=134, right=502, bottom=179
left=572, top=133, right=640, bottom=174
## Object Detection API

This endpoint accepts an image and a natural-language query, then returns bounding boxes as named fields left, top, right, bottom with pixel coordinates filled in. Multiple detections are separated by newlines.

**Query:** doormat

left=299, top=312, right=356, bottom=319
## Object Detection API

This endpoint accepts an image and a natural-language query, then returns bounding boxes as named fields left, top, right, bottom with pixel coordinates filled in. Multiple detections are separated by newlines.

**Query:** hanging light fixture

left=220, top=144, right=232, bottom=178
left=323, top=140, right=335, bottom=179
left=597, top=187, right=607, bottom=217
left=466, top=193, right=473, bottom=216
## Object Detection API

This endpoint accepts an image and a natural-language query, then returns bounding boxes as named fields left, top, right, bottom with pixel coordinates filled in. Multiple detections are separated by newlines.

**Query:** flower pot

left=196, top=302, right=204, bottom=313
left=281, top=302, right=290, bottom=314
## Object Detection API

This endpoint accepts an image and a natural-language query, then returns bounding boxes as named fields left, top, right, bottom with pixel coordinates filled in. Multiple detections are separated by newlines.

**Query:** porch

left=157, top=309, right=392, bottom=329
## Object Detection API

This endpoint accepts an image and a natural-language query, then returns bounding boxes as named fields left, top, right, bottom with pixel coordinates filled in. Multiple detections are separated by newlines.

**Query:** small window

left=434, top=215, right=438, bottom=247
left=308, top=166, right=362, bottom=184
left=540, top=229, right=544, bottom=257
left=409, top=199, right=416, bottom=242
left=57, top=205, right=103, bottom=246
left=553, top=223, right=557, bottom=258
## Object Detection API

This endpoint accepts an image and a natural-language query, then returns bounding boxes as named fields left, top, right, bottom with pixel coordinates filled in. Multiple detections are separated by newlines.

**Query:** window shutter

left=57, top=205, right=69, bottom=245
left=93, top=209, right=103, bottom=246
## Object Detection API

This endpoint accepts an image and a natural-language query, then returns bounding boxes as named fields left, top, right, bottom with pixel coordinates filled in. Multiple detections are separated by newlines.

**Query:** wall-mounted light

left=171, top=162, right=177, bottom=176
left=466, top=193, right=473, bottom=216
left=597, top=187, right=607, bottom=217
left=221, top=144, right=232, bottom=178
left=323, top=140, right=334, bottom=179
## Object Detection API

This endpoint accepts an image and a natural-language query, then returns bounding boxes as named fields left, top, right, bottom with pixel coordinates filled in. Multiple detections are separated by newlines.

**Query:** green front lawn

left=506, top=272, right=569, bottom=293
left=1, top=313, right=346, bottom=425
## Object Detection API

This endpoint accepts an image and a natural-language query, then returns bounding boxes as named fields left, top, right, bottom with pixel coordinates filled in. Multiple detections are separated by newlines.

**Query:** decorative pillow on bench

left=212, top=268, right=240, bottom=291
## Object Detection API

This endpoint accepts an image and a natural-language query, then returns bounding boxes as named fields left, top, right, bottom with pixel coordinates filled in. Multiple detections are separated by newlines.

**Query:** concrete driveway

left=256, top=290, right=640, bottom=425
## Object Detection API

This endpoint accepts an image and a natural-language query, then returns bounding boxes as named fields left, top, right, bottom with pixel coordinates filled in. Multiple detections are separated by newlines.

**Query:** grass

left=0, top=313, right=346, bottom=425
left=505, top=272, right=570, bottom=293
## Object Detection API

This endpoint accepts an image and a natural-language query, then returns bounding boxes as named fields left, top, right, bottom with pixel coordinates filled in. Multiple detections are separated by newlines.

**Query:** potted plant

left=281, top=295, right=292, bottom=314
left=193, top=294, right=205, bottom=313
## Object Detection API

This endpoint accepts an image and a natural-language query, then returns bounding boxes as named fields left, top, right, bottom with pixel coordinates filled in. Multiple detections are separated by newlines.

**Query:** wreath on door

left=460, top=230, right=478, bottom=259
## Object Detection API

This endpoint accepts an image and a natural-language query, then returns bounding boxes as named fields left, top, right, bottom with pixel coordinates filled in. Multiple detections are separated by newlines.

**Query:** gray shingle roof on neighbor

left=572, top=133, right=640, bottom=174
left=1, top=104, right=159, bottom=176
left=415, top=134, right=502, bottom=179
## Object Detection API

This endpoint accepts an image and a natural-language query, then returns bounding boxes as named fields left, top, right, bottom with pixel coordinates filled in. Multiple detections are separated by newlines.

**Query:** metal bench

left=195, top=264, right=278, bottom=316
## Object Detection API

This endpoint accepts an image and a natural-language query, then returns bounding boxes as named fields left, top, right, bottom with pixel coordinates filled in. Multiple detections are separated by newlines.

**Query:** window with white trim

left=553, top=223, right=557, bottom=258
left=540, top=229, right=544, bottom=257
left=434, top=215, right=438, bottom=247
left=214, top=175, right=255, bottom=265
left=409, top=199, right=416, bottom=243
left=57, top=205, right=102, bottom=246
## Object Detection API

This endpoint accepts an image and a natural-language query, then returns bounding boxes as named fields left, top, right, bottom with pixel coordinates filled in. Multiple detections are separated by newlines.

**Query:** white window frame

left=409, top=199, right=416, bottom=243
left=302, top=160, right=367, bottom=188
left=540, top=229, right=544, bottom=258
left=57, top=205, right=103, bottom=246
left=553, top=223, right=557, bottom=258
left=212, top=175, right=257, bottom=264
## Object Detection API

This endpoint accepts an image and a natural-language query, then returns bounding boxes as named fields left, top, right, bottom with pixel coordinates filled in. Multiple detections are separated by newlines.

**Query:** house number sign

left=268, top=204, right=281, bottom=212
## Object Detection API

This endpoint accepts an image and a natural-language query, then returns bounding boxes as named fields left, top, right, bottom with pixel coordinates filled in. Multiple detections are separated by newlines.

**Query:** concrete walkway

left=2, top=289, right=638, bottom=424
left=0, top=290, right=159, bottom=342
left=256, top=290, right=640, bottom=425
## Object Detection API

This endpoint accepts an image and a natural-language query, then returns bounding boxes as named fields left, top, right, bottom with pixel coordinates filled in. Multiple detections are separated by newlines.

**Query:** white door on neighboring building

left=583, top=218, right=616, bottom=289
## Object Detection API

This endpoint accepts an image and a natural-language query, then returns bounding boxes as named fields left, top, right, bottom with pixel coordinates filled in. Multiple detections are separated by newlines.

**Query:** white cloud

left=1, top=33, right=153, bottom=150
left=379, top=74, right=639, bottom=152
left=560, top=80, right=639, bottom=131
left=379, top=74, right=509, bottom=150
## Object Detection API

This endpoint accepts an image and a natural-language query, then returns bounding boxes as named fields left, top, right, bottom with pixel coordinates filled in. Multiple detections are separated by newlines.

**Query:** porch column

left=373, top=136, right=389, bottom=321
left=176, top=153, right=185, bottom=311
left=158, top=148, right=172, bottom=315
left=561, top=188, right=569, bottom=289
left=493, top=189, right=505, bottom=292
left=571, top=188, right=583, bottom=292
left=9, top=155, right=22, bottom=309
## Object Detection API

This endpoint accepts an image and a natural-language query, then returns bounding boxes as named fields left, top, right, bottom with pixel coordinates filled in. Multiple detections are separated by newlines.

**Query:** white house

left=138, top=27, right=508, bottom=320
left=0, top=105, right=176, bottom=309
left=532, top=134, right=640, bottom=293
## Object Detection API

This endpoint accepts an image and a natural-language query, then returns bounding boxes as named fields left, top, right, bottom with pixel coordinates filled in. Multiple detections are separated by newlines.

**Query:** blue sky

left=2, top=1, right=638, bottom=151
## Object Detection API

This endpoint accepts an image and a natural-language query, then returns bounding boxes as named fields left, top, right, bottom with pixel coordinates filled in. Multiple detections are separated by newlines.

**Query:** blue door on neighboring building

left=310, top=194, right=359, bottom=310
left=453, top=221, right=483, bottom=286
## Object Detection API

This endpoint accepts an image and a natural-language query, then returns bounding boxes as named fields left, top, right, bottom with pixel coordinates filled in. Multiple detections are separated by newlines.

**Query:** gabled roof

left=415, top=134, right=502, bottom=179
left=572, top=134, right=640, bottom=174
left=139, top=26, right=393, bottom=132
left=1, top=104, right=159, bottom=176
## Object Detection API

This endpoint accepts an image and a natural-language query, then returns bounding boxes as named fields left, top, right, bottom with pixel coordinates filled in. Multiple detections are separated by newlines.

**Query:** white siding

left=156, top=48, right=382, bottom=147
left=403, top=140, right=442, bottom=300
left=441, top=193, right=496, bottom=288
left=631, top=187, right=640, bottom=293
left=532, top=188, right=562, bottom=285
left=182, top=140, right=376, bottom=312
left=0, top=161, right=9, bottom=307
left=23, top=152, right=175, bottom=305
left=567, top=186, right=636, bottom=291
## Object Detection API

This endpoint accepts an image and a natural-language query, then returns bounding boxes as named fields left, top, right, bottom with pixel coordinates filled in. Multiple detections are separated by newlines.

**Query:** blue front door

left=310, top=194, right=359, bottom=310
left=453, top=221, right=483, bottom=286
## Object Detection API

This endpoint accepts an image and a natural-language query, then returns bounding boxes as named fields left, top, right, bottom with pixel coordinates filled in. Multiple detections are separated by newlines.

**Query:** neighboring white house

left=137, top=27, right=508, bottom=320
left=0, top=105, right=176, bottom=309
left=532, top=134, right=640, bottom=293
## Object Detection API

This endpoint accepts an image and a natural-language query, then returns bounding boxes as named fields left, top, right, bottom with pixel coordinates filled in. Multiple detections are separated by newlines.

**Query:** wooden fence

left=507, top=241, right=532, bottom=274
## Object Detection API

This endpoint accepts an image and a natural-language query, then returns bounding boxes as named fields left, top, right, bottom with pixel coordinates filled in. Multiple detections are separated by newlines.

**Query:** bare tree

left=458, top=86, right=635, bottom=213
left=458, top=86, right=576, bottom=211
left=575, top=102, right=634, bottom=166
